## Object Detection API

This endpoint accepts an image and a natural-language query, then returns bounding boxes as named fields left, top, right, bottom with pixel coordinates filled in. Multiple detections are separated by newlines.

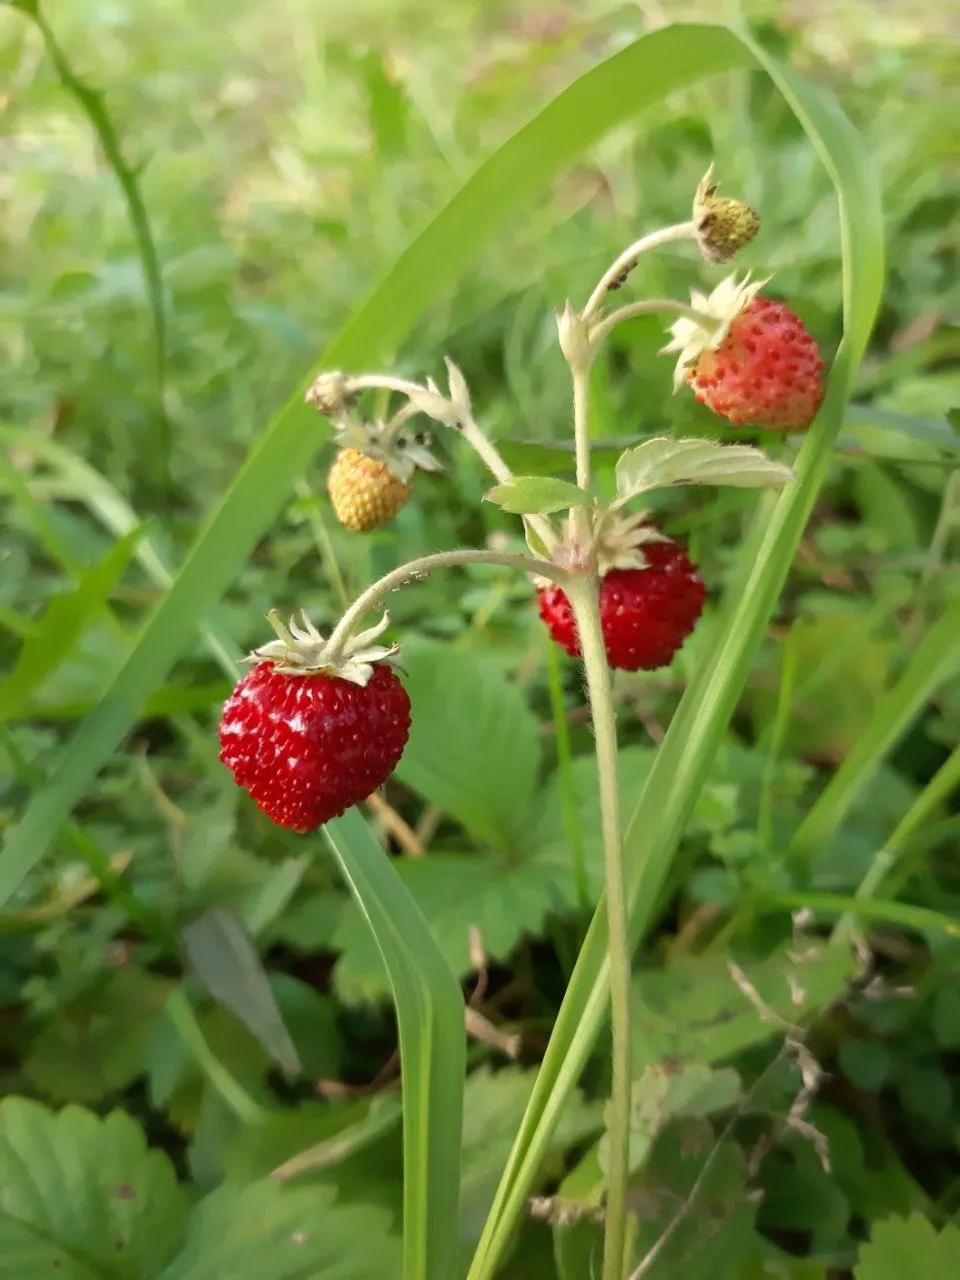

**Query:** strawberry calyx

left=592, top=509, right=671, bottom=574
left=530, top=507, right=669, bottom=586
left=660, top=271, right=769, bottom=390
left=249, top=610, right=399, bottom=687
left=331, top=418, right=443, bottom=484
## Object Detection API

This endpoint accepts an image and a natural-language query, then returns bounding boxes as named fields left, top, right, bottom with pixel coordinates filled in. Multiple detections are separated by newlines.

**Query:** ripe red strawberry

left=219, top=613, right=411, bottom=832
left=663, top=274, right=823, bottom=432
left=537, top=537, right=705, bottom=671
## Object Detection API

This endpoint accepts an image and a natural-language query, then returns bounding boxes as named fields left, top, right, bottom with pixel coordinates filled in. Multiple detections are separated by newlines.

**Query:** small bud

left=305, top=371, right=353, bottom=417
left=556, top=301, right=592, bottom=367
left=443, top=358, right=473, bottom=425
left=692, top=165, right=759, bottom=265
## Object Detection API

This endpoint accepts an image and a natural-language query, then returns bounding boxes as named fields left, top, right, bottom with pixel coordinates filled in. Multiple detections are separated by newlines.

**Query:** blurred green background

left=1, top=0, right=959, bottom=1276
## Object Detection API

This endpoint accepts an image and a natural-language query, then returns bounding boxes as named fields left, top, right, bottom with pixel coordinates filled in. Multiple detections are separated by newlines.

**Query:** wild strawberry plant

left=4, top=9, right=928, bottom=1280
left=201, top=122, right=870, bottom=1279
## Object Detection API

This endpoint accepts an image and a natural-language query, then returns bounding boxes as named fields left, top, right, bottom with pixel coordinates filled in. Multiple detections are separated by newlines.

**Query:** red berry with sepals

left=662, top=273, right=823, bottom=432
left=219, top=612, right=410, bottom=832
left=537, top=518, right=705, bottom=672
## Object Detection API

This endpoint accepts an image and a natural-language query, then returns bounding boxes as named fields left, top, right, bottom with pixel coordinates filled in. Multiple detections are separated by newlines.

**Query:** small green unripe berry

left=693, top=165, right=760, bottom=265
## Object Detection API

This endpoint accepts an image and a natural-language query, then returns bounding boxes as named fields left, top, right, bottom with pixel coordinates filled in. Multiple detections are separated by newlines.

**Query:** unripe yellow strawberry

left=327, top=447, right=412, bottom=533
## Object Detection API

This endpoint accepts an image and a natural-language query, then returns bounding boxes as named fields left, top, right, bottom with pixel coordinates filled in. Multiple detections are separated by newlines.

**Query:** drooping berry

left=327, top=447, right=412, bottom=533
left=307, top=377, right=445, bottom=533
left=692, top=164, right=760, bottom=265
left=662, top=273, right=823, bottom=432
left=537, top=537, right=705, bottom=672
left=219, top=612, right=411, bottom=832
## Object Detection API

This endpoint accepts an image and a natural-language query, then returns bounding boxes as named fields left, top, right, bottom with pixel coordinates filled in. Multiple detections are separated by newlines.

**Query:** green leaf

left=854, top=1214, right=960, bottom=1278
left=182, top=907, right=300, bottom=1079
left=323, top=808, right=465, bottom=1280
left=662, top=1062, right=743, bottom=1120
left=838, top=1039, right=893, bottom=1092
left=470, top=23, right=884, bottom=1276
left=563, top=1127, right=759, bottom=1280
left=337, top=746, right=665, bottom=1001
left=23, top=967, right=170, bottom=1104
left=484, top=475, right=588, bottom=515
left=614, top=435, right=794, bottom=506
left=599, top=1063, right=740, bottom=1177
left=395, top=640, right=540, bottom=849
left=0, top=1097, right=185, bottom=1277
left=158, top=1181, right=400, bottom=1280
left=631, top=944, right=857, bottom=1071
left=631, top=1129, right=758, bottom=1279
left=0, top=527, right=141, bottom=722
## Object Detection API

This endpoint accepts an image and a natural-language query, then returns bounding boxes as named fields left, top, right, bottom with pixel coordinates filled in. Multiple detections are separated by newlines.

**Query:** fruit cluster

left=220, top=169, right=821, bottom=831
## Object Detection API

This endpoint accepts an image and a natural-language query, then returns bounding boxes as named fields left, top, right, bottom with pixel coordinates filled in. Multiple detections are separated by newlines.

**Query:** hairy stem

left=326, top=548, right=576, bottom=658
left=567, top=581, right=631, bottom=1280
left=459, top=416, right=513, bottom=483
left=457, top=416, right=558, bottom=550
left=582, top=221, right=697, bottom=322
left=589, top=298, right=718, bottom=348
left=572, top=363, right=593, bottom=491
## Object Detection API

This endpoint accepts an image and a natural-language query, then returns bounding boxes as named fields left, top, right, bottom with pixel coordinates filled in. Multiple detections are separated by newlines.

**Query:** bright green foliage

left=157, top=1181, right=399, bottom=1280
left=1, top=1, right=958, bottom=1277
left=0, top=1097, right=400, bottom=1279
left=0, top=1098, right=186, bottom=1276
left=23, top=968, right=170, bottom=1103
left=484, top=476, right=592, bottom=515
left=395, top=641, right=541, bottom=850
left=855, top=1214, right=960, bottom=1278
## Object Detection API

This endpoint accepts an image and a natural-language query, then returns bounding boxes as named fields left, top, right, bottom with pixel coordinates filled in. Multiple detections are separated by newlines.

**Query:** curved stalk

left=326, top=548, right=576, bottom=658
left=567, top=581, right=631, bottom=1280
left=582, top=221, right=696, bottom=322
left=589, top=298, right=717, bottom=348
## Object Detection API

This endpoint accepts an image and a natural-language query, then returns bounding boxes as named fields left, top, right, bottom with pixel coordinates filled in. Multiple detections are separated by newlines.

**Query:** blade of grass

left=323, top=809, right=465, bottom=1280
left=790, top=600, right=960, bottom=859
left=164, top=986, right=272, bottom=1127
left=0, top=427, right=239, bottom=679
left=467, top=30, right=884, bottom=1279
left=0, top=527, right=142, bottom=722
left=831, top=741, right=960, bottom=945
left=762, top=890, right=959, bottom=940
left=9, top=0, right=170, bottom=494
